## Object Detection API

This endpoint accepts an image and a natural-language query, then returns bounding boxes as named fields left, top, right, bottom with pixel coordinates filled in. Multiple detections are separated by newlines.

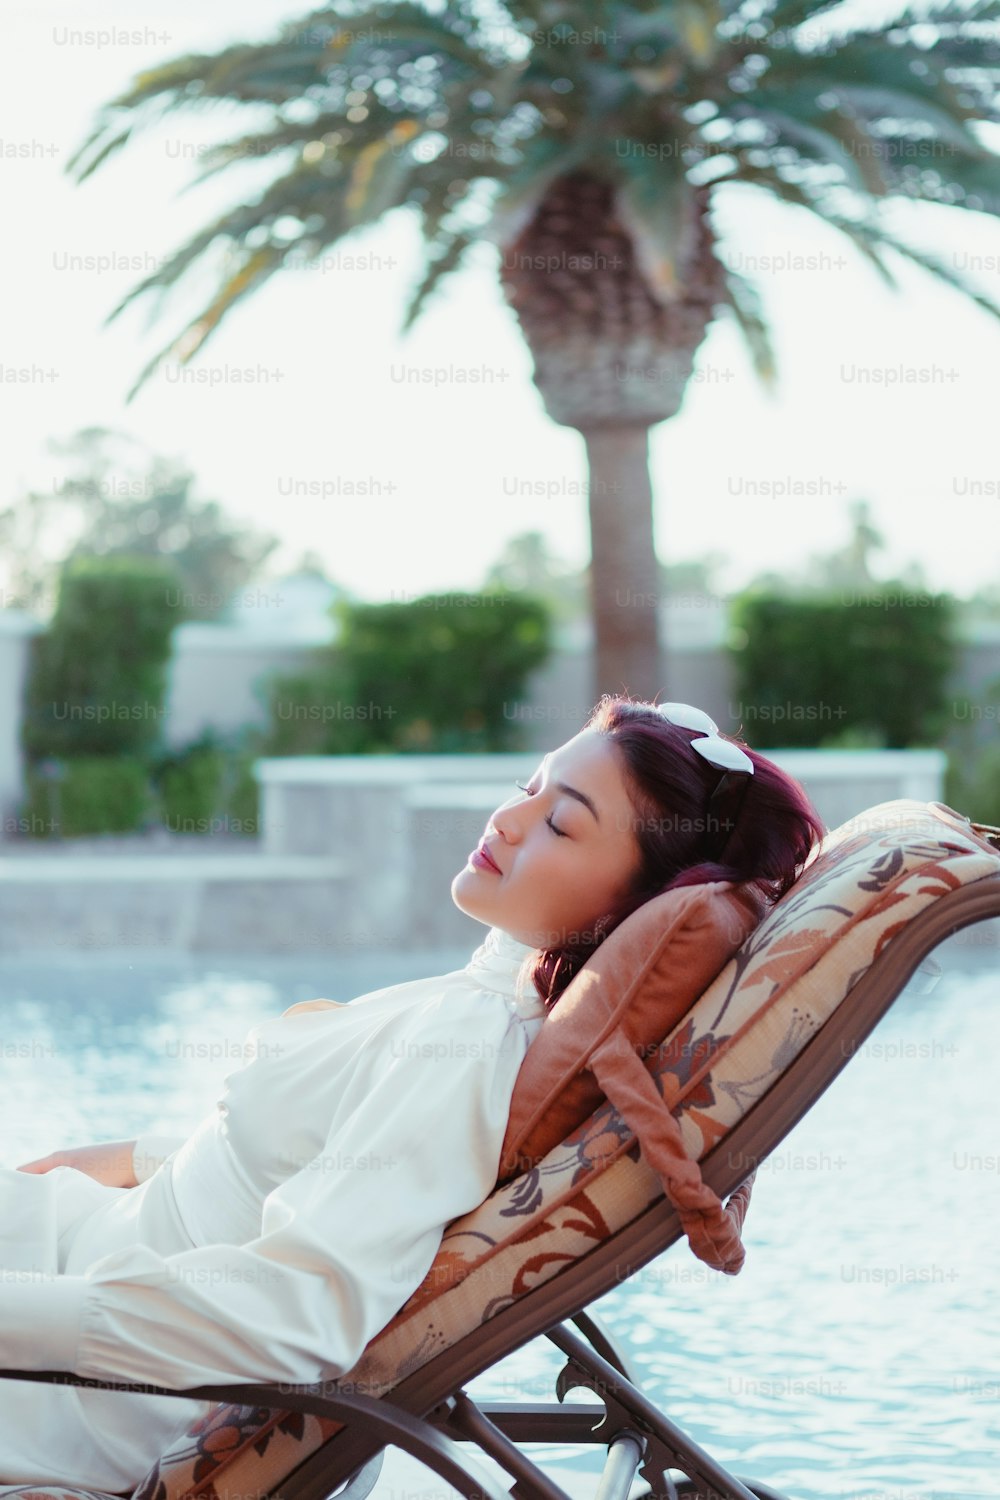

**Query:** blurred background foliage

left=728, top=591, right=959, bottom=749
left=16, top=554, right=552, bottom=836
left=7, top=436, right=999, bottom=836
left=22, top=553, right=181, bottom=762
left=259, top=593, right=552, bottom=755
left=0, top=427, right=279, bottom=621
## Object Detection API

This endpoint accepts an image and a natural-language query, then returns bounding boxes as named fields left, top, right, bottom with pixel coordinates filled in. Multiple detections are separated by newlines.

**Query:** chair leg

left=562, top=1310, right=644, bottom=1386
left=545, top=1322, right=779, bottom=1500
left=440, top=1390, right=577, bottom=1500
left=550, top=1323, right=793, bottom=1499
left=668, top=1482, right=793, bottom=1500
left=593, top=1431, right=646, bottom=1500
left=435, top=1321, right=797, bottom=1500
left=437, top=1392, right=646, bottom=1500
left=328, top=1450, right=385, bottom=1500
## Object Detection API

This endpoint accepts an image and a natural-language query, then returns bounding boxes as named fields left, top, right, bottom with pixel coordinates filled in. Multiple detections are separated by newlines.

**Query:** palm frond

left=852, top=223, right=1000, bottom=322
left=717, top=265, right=778, bottom=387
left=184, top=113, right=351, bottom=181
left=119, top=243, right=287, bottom=402
left=896, top=0, right=1000, bottom=22
left=762, top=0, right=867, bottom=33
left=60, top=0, right=1000, bottom=402
left=402, top=229, right=480, bottom=329
left=754, top=43, right=997, bottom=140
left=933, top=151, right=1000, bottom=210
left=833, top=82, right=997, bottom=150
left=738, top=99, right=892, bottom=198
left=64, top=125, right=136, bottom=184
left=714, top=158, right=833, bottom=208
left=614, top=148, right=700, bottom=299
left=105, top=156, right=360, bottom=323
left=344, top=120, right=423, bottom=227
left=815, top=217, right=899, bottom=289
left=717, top=164, right=901, bottom=287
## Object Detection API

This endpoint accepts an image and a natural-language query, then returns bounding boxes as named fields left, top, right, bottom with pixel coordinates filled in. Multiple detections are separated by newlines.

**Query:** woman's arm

left=17, top=1141, right=139, bottom=1188
left=17, top=1133, right=189, bottom=1187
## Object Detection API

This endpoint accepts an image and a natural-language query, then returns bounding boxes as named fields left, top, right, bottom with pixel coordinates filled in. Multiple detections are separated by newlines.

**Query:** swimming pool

left=1, top=948, right=996, bottom=1500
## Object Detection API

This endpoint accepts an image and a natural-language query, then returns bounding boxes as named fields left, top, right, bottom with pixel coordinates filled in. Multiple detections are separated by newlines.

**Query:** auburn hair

left=528, top=694, right=826, bottom=1009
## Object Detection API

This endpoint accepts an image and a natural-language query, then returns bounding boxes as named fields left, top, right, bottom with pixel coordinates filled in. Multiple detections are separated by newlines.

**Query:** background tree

left=0, top=427, right=279, bottom=620
left=481, top=530, right=588, bottom=626
left=68, top=0, right=1000, bottom=697
left=742, top=499, right=886, bottom=595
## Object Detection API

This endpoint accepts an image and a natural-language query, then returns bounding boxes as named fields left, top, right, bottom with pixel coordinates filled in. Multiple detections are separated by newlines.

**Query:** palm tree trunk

left=582, top=426, right=662, bottom=702
left=497, top=172, right=725, bottom=707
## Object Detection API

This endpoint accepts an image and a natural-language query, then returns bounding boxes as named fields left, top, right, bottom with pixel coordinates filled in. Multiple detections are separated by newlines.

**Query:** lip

left=470, top=840, right=502, bottom=875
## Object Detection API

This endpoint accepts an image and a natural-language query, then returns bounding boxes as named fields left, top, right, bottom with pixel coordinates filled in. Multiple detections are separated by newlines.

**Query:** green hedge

left=16, top=578, right=551, bottom=836
left=22, top=554, right=181, bottom=760
left=19, top=739, right=262, bottom=840
left=151, top=733, right=262, bottom=836
left=727, top=590, right=958, bottom=748
left=17, top=555, right=266, bottom=839
left=260, top=591, right=552, bottom=754
left=23, top=756, right=152, bottom=837
left=944, top=743, right=1000, bottom=827
left=941, top=676, right=1000, bottom=825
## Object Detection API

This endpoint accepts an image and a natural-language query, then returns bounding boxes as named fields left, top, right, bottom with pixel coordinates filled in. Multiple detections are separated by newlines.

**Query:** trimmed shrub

left=942, top=677, right=1000, bottom=825
left=22, top=554, right=182, bottom=760
left=260, top=591, right=552, bottom=754
left=728, top=589, right=958, bottom=748
left=151, top=733, right=262, bottom=837
left=223, top=751, right=262, bottom=835
left=154, top=738, right=226, bottom=836
left=22, top=756, right=152, bottom=837
left=944, top=743, right=1000, bottom=827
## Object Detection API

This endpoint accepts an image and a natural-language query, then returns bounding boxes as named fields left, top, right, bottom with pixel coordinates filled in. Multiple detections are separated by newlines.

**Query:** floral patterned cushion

left=130, top=1405, right=340, bottom=1500
left=125, top=799, right=1000, bottom=1500
left=0, top=1491, right=118, bottom=1500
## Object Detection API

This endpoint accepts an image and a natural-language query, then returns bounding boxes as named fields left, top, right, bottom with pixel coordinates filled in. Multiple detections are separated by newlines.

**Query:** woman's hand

left=16, top=1140, right=139, bottom=1188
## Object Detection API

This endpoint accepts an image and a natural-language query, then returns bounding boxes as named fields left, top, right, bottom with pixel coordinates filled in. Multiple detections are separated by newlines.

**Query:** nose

left=488, top=794, right=525, bottom=844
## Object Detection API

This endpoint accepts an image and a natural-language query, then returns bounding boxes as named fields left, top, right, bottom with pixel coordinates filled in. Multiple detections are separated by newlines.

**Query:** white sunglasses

left=656, top=702, right=754, bottom=776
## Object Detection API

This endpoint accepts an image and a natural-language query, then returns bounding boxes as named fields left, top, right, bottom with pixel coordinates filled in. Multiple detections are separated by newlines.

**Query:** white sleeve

left=132, top=1133, right=189, bottom=1185
left=0, top=1009, right=519, bottom=1387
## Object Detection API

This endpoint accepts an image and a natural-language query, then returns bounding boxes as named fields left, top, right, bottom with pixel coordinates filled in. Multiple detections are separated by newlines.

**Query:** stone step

left=0, top=853, right=361, bottom=953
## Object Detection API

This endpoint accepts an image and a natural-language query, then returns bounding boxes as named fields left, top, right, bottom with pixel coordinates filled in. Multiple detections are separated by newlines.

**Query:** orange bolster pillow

left=498, top=880, right=765, bottom=1185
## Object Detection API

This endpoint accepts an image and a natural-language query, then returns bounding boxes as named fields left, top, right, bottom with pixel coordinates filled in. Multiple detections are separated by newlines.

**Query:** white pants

left=0, top=1166, right=210, bottom=1491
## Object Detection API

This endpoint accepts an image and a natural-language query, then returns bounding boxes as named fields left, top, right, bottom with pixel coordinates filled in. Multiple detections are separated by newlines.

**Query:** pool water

left=1, top=950, right=997, bottom=1500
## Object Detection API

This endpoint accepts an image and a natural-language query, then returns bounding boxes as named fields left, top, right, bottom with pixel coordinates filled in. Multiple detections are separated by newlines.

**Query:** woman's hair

left=528, top=693, right=826, bottom=1009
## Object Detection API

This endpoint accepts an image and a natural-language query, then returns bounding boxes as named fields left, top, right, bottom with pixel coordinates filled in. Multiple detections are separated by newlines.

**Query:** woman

left=1, top=696, right=823, bottom=1491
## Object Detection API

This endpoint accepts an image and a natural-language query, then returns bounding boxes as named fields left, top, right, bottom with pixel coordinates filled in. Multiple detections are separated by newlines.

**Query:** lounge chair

left=2, top=798, right=998, bottom=1500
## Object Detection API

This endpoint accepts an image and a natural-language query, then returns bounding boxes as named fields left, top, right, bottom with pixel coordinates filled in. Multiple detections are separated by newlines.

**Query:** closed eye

left=513, top=781, right=568, bottom=838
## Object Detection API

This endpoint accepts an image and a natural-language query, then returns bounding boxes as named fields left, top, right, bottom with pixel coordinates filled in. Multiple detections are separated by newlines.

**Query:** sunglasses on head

left=655, top=702, right=754, bottom=777
left=655, top=702, right=754, bottom=859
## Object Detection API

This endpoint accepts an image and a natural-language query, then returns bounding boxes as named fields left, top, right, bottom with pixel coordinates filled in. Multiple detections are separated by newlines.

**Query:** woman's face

left=451, top=728, right=643, bottom=949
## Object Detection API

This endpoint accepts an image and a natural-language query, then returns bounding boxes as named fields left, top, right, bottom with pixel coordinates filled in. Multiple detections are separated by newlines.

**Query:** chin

left=450, top=871, right=483, bottom=919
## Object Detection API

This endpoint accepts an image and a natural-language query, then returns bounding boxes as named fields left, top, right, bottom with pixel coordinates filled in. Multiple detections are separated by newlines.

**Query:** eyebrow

left=557, top=781, right=601, bottom=824
left=538, top=755, right=601, bottom=824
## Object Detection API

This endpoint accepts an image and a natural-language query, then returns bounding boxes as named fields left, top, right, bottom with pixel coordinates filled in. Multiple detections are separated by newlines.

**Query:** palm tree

left=68, top=0, right=1000, bottom=699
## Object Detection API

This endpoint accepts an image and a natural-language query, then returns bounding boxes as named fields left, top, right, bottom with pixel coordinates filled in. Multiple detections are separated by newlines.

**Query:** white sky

left=2, top=0, right=1000, bottom=604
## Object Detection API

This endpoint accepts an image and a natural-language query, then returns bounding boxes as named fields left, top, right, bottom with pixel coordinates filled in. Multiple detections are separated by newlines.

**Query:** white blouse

left=0, top=925, right=546, bottom=1490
